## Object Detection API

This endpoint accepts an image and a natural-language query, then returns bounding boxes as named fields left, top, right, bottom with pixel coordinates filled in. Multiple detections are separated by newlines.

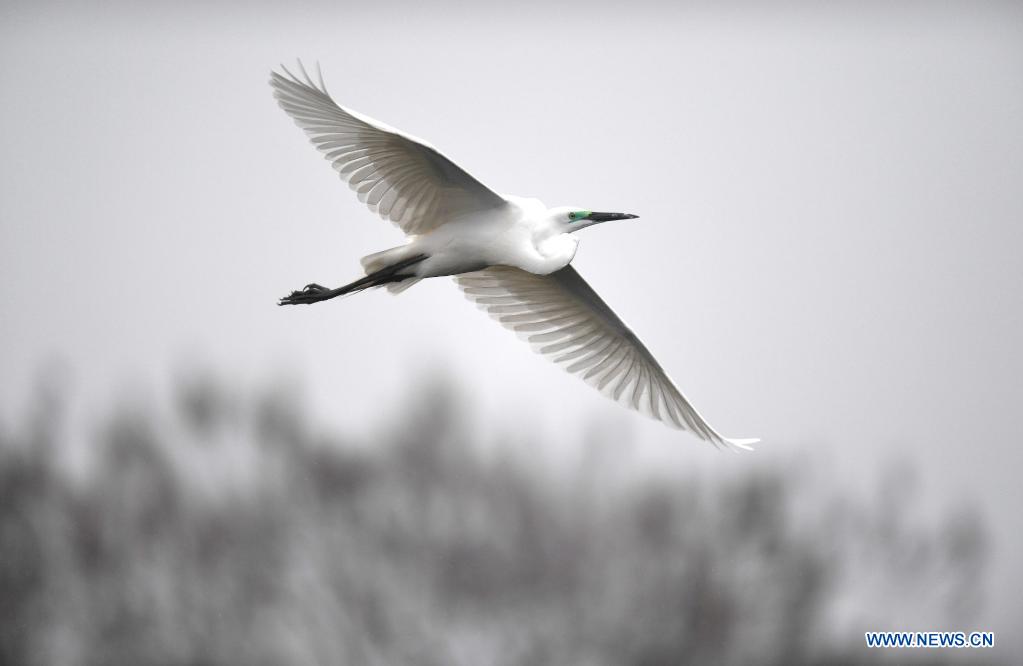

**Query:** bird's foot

left=279, top=283, right=332, bottom=306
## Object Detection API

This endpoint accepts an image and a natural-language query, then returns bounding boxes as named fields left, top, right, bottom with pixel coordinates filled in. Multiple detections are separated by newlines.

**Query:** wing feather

left=455, top=265, right=758, bottom=450
left=271, top=63, right=506, bottom=235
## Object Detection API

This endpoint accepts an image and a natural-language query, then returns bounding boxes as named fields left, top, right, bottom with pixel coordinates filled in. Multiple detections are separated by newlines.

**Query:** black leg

left=278, top=255, right=429, bottom=307
left=279, top=283, right=345, bottom=306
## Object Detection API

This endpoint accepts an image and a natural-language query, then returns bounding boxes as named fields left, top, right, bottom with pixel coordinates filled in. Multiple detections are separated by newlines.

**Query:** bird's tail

left=360, top=245, right=419, bottom=274
left=279, top=253, right=427, bottom=305
left=385, top=278, right=422, bottom=294
left=360, top=245, right=425, bottom=295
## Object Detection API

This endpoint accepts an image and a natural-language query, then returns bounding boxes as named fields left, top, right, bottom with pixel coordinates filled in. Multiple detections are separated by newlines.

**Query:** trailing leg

left=278, top=254, right=428, bottom=306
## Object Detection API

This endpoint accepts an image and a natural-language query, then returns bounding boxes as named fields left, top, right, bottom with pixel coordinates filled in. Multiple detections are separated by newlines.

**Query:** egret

left=272, top=63, right=757, bottom=450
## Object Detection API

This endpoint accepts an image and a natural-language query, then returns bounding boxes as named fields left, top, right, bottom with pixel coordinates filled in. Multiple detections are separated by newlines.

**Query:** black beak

left=587, top=212, right=639, bottom=222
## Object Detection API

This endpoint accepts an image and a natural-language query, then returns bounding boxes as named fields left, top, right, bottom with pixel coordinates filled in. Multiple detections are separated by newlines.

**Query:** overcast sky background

left=2, top=0, right=1021, bottom=649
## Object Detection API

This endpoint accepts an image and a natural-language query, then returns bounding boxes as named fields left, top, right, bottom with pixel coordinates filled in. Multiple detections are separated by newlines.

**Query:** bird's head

left=550, top=206, right=639, bottom=232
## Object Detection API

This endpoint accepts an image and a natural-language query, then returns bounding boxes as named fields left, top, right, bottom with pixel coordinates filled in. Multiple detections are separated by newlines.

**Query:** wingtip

left=269, top=65, right=289, bottom=87
left=725, top=437, right=759, bottom=452
left=270, top=59, right=328, bottom=95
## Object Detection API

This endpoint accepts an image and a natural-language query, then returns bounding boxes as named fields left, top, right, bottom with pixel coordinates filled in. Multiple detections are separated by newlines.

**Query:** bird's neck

left=531, top=230, right=578, bottom=274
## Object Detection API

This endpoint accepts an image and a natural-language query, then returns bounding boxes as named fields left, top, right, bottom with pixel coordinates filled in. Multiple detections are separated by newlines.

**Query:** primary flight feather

left=272, top=62, right=758, bottom=450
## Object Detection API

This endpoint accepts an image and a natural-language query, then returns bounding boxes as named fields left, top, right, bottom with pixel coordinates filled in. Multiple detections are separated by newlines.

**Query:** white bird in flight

left=272, top=63, right=757, bottom=450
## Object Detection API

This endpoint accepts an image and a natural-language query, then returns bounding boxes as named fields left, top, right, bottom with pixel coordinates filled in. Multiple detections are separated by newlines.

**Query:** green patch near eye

left=569, top=210, right=591, bottom=221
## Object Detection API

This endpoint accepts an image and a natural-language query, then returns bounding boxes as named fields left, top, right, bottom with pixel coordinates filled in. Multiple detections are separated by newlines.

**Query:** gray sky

left=2, top=0, right=1021, bottom=648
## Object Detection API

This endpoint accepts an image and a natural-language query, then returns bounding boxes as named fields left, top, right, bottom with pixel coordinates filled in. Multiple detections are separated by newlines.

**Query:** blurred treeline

left=0, top=370, right=989, bottom=666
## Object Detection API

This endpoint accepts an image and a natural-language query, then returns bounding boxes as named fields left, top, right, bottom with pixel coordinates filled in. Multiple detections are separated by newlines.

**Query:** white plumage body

left=398, top=196, right=579, bottom=279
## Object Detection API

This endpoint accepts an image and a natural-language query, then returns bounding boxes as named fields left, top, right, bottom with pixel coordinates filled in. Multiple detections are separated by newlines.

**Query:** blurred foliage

left=0, top=371, right=989, bottom=666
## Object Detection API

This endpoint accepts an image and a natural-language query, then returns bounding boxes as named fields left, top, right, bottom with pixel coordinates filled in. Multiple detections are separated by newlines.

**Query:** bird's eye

left=568, top=212, right=577, bottom=220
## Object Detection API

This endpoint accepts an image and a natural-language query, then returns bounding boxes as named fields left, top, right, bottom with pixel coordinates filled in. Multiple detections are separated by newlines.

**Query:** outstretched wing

left=456, top=266, right=758, bottom=450
left=270, top=63, right=507, bottom=235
